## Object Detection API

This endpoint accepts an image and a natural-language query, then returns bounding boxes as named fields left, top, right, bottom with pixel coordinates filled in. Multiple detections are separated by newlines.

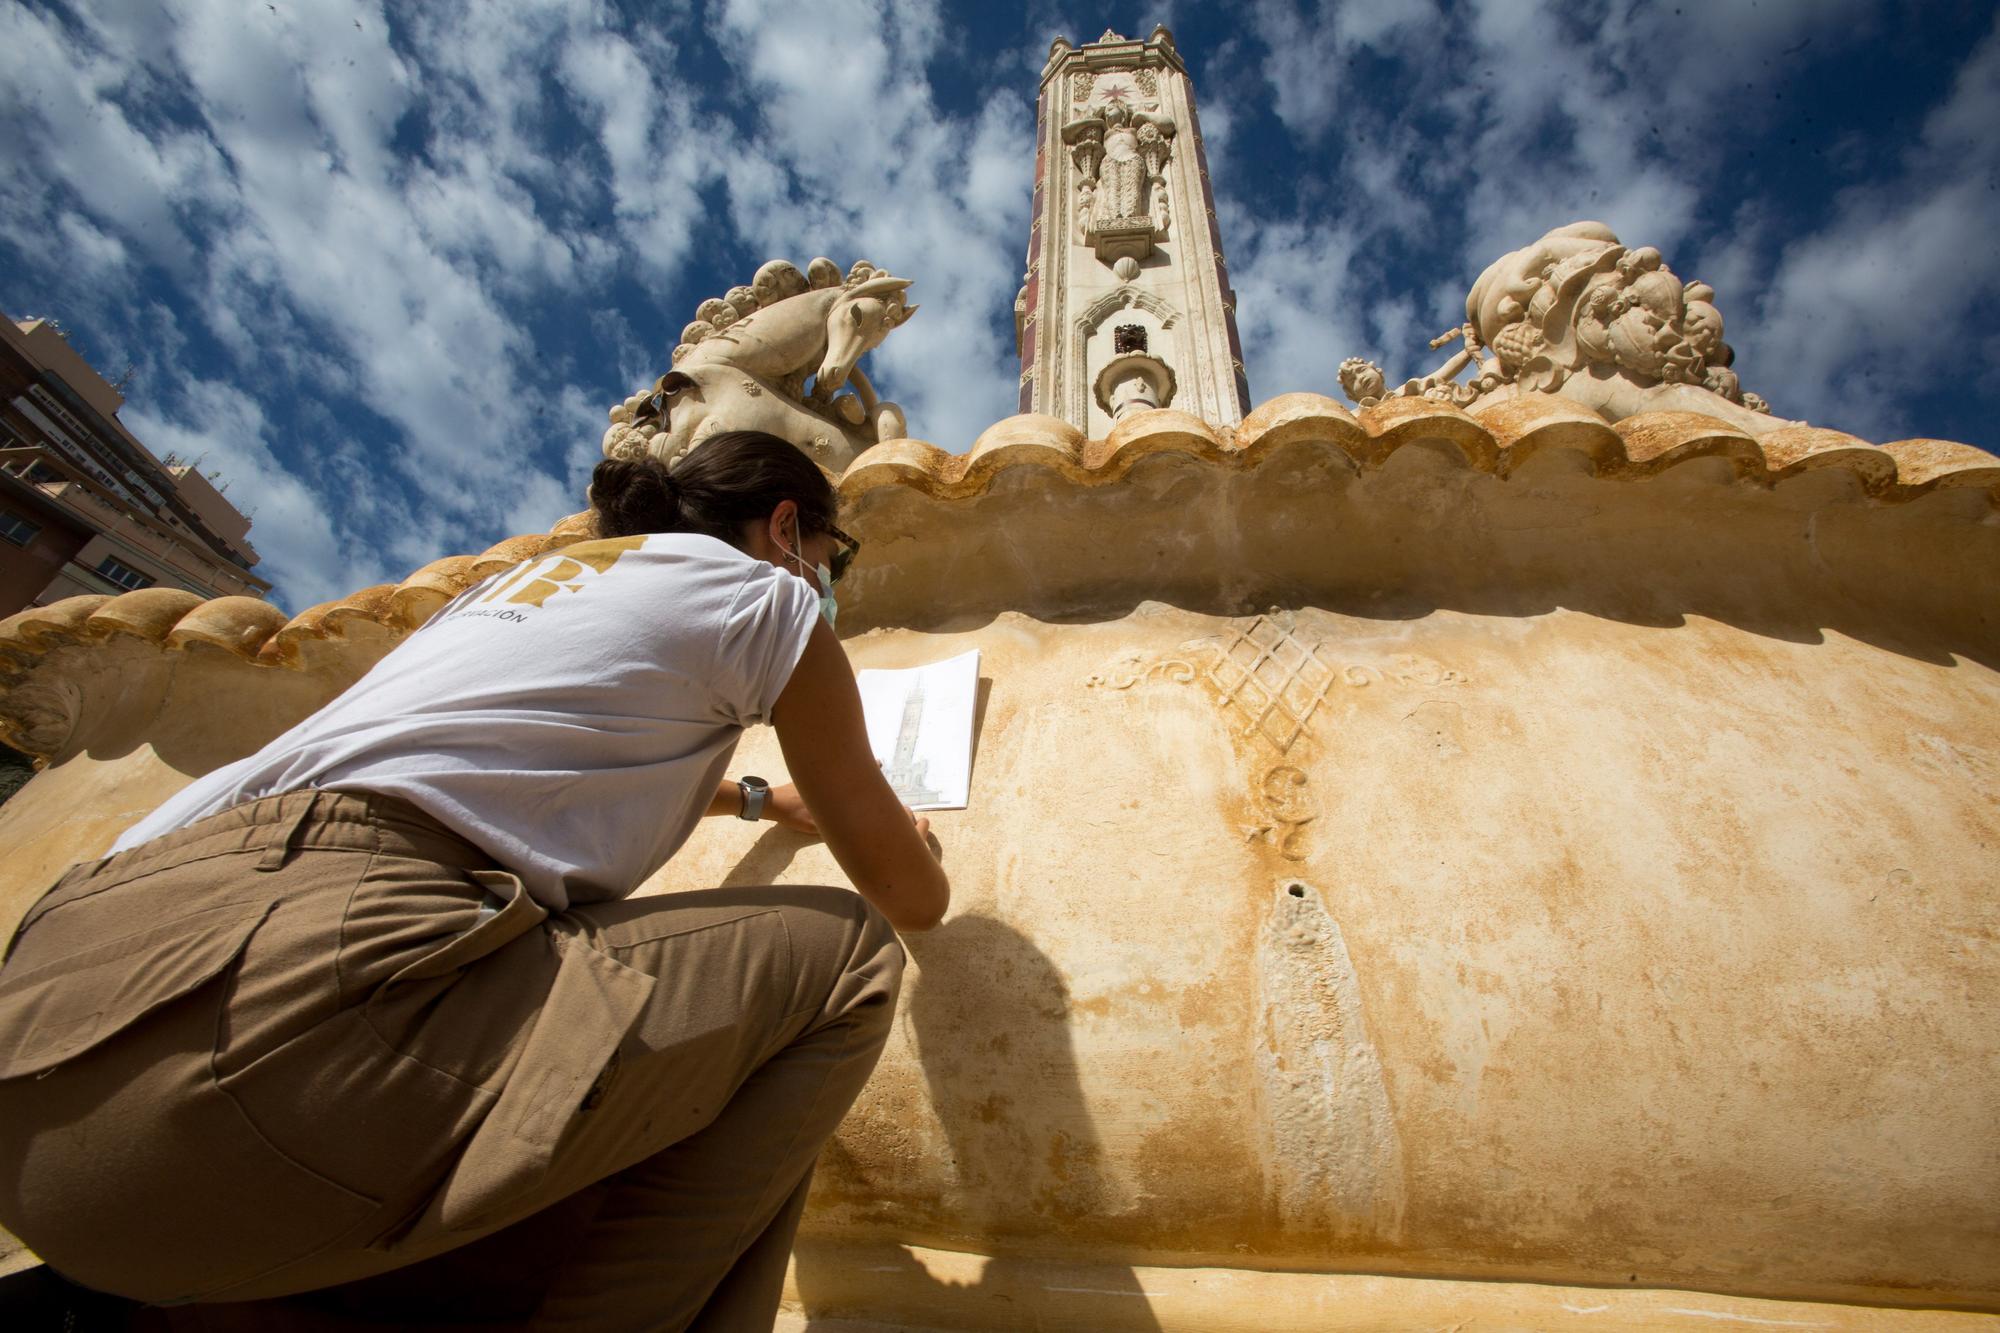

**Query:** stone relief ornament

left=1340, top=221, right=1791, bottom=434
left=1062, top=71, right=1176, bottom=268
left=1089, top=616, right=1468, bottom=864
left=602, top=257, right=916, bottom=473
left=1199, top=614, right=1335, bottom=757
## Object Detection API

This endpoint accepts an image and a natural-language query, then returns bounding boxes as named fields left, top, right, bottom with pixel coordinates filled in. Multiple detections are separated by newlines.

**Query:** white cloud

left=0, top=5, right=230, bottom=279
left=5, top=0, right=1991, bottom=627
left=709, top=0, right=1034, bottom=449
left=1248, top=0, right=1434, bottom=145
left=1221, top=0, right=1988, bottom=443
left=0, top=0, right=724, bottom=607
left=1737, top=13, right=2000, bottom=436
left=123, top=382, right=381, bottom=613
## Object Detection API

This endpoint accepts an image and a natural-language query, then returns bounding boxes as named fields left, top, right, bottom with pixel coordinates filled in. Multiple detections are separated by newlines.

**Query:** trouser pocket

left=0, top=945, right=382, bottom=1304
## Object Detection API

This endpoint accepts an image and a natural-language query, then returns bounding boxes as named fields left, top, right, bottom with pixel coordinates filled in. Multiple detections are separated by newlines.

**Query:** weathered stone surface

left=0, top=393, right=1994, bottom=1324
left=653, top=592, right=1999, bottom=1311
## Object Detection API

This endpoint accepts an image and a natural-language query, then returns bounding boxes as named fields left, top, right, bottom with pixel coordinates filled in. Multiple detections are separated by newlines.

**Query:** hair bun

left=590, top=430, right=835, bottom=542
left=590, top=455, right=682, bottom=536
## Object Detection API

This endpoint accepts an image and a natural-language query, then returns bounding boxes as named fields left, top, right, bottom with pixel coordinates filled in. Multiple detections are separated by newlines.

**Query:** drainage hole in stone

left=1287, top=883, right=1306, bottom=897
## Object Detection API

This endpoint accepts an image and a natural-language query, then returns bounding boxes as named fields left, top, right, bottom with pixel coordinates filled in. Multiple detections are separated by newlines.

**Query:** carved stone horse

left=640, top=276, right=917, bottom=472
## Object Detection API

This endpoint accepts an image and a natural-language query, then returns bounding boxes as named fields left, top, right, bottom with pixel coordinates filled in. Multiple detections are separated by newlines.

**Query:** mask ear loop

left=780, top=512, right=816, bottom=590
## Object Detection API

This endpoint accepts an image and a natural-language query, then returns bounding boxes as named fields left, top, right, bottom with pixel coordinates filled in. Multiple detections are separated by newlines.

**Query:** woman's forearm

left=705, top=777, right=744, bottom=819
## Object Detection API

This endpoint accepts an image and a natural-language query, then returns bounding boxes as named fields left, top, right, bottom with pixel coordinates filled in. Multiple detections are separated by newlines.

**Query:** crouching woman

left=0, top=429, right=947, bottom=1329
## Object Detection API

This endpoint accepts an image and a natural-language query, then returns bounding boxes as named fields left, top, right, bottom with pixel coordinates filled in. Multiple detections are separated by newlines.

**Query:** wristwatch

left=737, top=775, right=770, bottom=822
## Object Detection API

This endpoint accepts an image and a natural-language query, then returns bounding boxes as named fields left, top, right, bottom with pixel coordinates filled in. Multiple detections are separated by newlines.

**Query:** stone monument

left=1019, top=27, right=1249, bottom=438
left=3, top=26, right=1998, bottom=1333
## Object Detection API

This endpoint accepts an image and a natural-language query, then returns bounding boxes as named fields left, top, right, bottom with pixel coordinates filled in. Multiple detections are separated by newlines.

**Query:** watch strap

left=737, top=776, right=769, bottom=822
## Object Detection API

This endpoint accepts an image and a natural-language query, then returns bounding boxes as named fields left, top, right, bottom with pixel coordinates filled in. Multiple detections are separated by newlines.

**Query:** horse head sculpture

left=601, top=260, right=918, bottom=475
left=816, top=276, right=917, bottom=397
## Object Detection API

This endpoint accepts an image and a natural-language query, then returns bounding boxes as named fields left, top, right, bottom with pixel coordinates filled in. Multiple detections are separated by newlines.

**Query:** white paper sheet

left=854, top=649, right=981, bottom=811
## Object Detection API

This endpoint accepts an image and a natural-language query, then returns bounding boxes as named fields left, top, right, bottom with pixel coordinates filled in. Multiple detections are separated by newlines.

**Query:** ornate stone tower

left=1015, top=27, right=1250, bottom=436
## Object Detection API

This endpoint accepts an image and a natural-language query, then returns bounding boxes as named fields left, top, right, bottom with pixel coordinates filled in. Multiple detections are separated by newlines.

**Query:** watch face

left=742, top=775, right=769, bottom=791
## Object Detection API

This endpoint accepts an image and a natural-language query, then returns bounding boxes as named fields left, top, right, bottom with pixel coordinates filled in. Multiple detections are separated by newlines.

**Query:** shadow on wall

left=0, top=745, right=31, bottom=809
left=791, top=914, right=1164, bottom=1331
left=720, top=823, right=811, bottom=889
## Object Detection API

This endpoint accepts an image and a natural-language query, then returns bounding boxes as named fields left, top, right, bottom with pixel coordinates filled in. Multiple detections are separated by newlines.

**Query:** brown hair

left=589, top=431, right=837, bottom=545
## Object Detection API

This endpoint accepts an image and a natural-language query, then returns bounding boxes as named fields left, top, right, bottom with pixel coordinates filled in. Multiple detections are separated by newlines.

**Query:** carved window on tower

left=1071, top=286, right=1183, bottom=428
left=1060, top=67, right=1175, bottom=268
left=1113, top=324, right=1148, bottom=354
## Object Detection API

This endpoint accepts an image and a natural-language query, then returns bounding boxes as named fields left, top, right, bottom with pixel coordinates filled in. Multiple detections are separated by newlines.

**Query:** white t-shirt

left=113, top=533, right=822, bottom=911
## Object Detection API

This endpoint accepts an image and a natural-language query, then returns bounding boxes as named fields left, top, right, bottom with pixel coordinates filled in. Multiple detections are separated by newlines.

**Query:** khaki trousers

left=0, top=788, right=904, bottom=1330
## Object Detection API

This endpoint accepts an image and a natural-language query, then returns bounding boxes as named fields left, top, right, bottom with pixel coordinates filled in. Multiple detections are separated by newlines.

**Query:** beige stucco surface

left=1, top=405, right=1995, bottom=1324
left=654, top=595, right=2000, bottom=1310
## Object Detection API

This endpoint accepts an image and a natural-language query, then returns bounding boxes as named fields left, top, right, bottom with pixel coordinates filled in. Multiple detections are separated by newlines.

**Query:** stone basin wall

left=1, top=398, right=1995, bottom=1321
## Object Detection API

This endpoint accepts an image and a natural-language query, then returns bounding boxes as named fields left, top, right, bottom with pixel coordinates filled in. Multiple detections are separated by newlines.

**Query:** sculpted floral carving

left=1340, top=221, right=1787, bottom=434
left=1085, top=655, right=1198, bottom=691
left=602, top=257, right=916, bottom=473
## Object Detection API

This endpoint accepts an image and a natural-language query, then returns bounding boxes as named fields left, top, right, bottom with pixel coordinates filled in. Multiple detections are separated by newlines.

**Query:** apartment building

left=0, top=312, right=269, bottom=617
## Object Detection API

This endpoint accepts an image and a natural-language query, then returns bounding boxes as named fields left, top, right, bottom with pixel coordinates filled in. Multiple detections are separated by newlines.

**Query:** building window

left=1, top=511, right=40, bottom=547
left=96, top=555, right=155, bottom=591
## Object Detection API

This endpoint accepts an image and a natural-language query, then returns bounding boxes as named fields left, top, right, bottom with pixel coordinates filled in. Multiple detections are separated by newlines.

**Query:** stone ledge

left=1, top=392, right=1993, bottom=738
left=778, top=1238, right=2000, bottom=1331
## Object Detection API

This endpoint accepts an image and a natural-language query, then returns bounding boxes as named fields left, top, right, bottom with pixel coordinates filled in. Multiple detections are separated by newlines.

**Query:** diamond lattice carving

left=1204, top=617, right=1334, bottom=754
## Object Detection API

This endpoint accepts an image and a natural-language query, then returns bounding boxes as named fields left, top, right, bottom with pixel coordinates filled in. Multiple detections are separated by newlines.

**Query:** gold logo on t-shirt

left=479, top=536, right=646, bottom=609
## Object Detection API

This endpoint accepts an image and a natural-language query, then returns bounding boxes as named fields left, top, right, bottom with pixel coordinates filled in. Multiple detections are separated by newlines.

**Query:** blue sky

left=3, top=0, right=1996, bottom=613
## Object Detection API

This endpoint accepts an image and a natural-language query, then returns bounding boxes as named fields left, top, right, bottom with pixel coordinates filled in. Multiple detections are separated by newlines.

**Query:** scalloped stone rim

left=0, top=397, right=1993, bottom=681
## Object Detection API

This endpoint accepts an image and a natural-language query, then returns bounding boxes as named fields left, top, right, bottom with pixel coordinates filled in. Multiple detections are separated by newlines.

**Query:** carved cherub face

left=1338, top=356, right=1387, bottom=404
left=1682, top=300, right=1724, bottom=357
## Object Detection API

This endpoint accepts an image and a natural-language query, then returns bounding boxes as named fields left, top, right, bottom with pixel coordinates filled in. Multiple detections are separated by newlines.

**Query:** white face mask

left=777, top=523, right=839, bottom=629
